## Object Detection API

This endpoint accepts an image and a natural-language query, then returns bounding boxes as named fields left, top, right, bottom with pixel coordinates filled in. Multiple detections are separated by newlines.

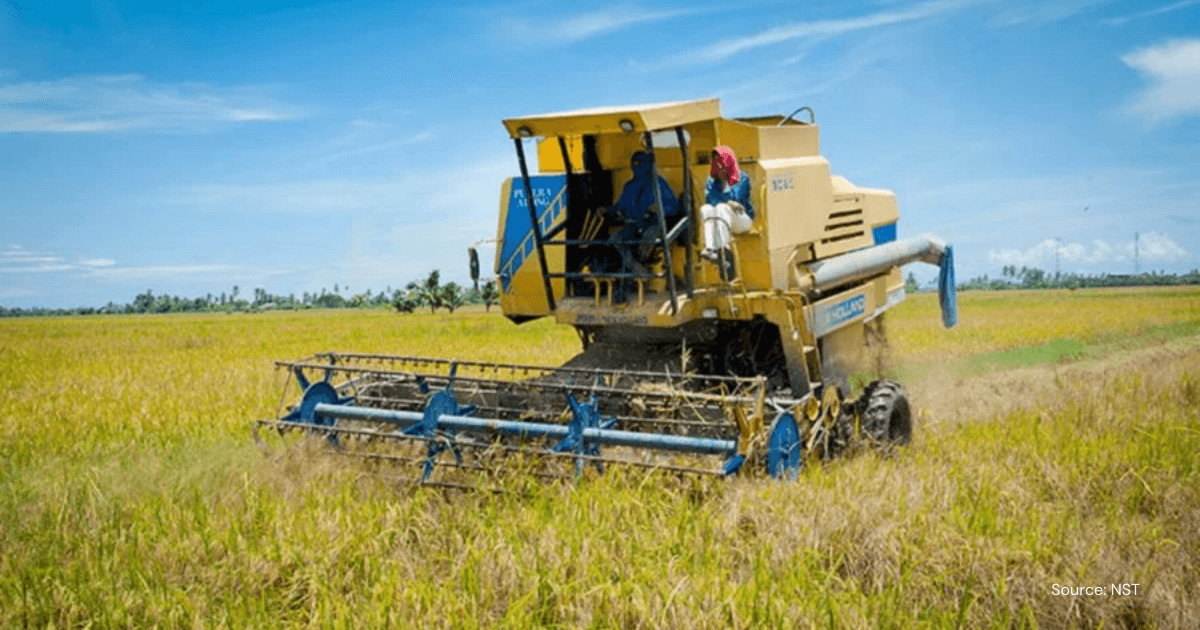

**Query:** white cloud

left=694, top=0, right=977, bottom=63
left=988, top=0, right=1114, bottom=27
left=712, top=29, right=904, bottom=112
left=0, top=245, right=247, bottom=280
left=1, top=245, right=60, bottom=263
left=503, top=6, right=702, bottom=43
left=1133, top=232, right=1193, bottom=261
left=174, top=156, right=513, bottom=216
left=152, top=156, right=517, bottom=293
left=0, top=286, right=37, bottom=301
left=1121, top=39, right=1200, bottom=125
left=1102, top=0, right=1200, bottom=25
left=0, top=264, right=75, bottom=273
left=988, top=232, right=1191, bottom=268
left=0, top=245, right=72, bottom=272
left=85, top=264, right=240, bottom=280
left=318, top=128, right=434, bottom=164
left=0, top=73, right=305, bottom=133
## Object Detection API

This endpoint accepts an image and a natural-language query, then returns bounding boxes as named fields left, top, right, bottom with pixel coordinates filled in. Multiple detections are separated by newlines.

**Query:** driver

left=601, top=150, right=679, bottom=301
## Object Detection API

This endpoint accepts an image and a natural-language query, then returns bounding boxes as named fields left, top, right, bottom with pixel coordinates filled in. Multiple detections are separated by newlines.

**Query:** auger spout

left=799, top=233, right=958, bottom=328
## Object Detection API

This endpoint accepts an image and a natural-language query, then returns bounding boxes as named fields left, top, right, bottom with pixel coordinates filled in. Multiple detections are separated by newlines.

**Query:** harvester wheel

left=860, top=380, right=912, bottom=446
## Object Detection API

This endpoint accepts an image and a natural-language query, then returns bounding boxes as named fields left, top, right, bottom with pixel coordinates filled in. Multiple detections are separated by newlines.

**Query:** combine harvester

left=255, top=99, right=957, bottom=485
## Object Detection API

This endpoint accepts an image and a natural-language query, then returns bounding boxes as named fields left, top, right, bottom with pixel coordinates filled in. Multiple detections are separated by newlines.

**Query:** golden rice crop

left=1, top=287, right=1197, bottom=628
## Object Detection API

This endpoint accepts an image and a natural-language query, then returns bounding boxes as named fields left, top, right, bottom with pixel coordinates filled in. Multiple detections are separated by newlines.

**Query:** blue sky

left=2, top=0, right=1198, bottom=308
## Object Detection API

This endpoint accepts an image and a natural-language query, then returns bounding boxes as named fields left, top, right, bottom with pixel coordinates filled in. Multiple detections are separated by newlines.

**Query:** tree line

left=954, top=266, right=1200, bottom=291
left=7, top=264, right=1198, bottom=318
left=0, top=271, right=500, bottom=318
left=394, top=271, right=499, bottom=314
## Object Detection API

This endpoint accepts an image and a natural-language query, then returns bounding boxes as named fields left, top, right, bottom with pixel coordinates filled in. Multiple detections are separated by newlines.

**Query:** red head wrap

left=710, top=146, right=740, bottom=185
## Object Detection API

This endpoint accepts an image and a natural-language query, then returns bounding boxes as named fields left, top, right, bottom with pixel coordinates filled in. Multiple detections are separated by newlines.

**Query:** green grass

left=2, top=288, right=1198, bottom=628
left=888, top=319, right=1200, bottom=384
left=887, top=286, right=1200, bottom=363
left=966, top=337, right=1090, bottom=371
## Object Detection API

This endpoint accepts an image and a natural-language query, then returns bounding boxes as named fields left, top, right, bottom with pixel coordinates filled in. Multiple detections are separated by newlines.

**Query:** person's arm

left=612, top=177, right=639, bottom=222
left=704, top=177, right=722, bottom=206
left=657, top=177, right=680, bottom=217
left=735, top=177, right=754, bottom=218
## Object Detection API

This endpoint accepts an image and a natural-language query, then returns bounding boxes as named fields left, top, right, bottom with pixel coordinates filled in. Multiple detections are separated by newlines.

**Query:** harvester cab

left=260, top=99, right=957, bottom=485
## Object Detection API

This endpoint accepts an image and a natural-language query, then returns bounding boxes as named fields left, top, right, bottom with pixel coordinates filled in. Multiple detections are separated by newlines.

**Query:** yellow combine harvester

left=259, top=99, right=957, bottom=484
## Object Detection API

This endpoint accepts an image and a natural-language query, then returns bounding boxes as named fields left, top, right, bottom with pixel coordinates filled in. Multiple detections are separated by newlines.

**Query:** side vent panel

left=814, top=195, right=873, bottom=258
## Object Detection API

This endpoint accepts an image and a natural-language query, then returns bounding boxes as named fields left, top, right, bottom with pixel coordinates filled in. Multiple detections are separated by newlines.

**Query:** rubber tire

left=860, top=380, right=912, bottom=446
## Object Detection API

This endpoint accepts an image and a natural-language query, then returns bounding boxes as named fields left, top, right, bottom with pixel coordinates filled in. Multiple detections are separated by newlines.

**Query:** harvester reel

left=258, top=353, right=920, bottom=487
left=551, top=392, right=618, bottom=477
left=280, top=380, right=353, bottom=447
left=402, top=363, right=478, bottom=480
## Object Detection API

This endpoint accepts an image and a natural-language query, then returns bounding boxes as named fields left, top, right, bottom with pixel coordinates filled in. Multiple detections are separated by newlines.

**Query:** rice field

left=1, top=287, right=1198, bottom=628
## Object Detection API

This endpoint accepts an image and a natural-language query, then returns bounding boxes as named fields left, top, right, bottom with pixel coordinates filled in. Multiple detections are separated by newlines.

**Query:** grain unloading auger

left=256, top=99, right=957, bottom=485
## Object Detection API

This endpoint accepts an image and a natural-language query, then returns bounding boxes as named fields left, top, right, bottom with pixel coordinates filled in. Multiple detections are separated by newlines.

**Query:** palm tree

left=393, top=291, right=418, bottom=313
left=406, top=270, right=444, bottom=313
left=442, top=282, right=466, bottom=314
left=480, top=280, right=499, bottom=312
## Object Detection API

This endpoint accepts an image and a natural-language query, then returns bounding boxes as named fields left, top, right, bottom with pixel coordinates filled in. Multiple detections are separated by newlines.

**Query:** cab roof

left=502, top=98, right=721, bottom=139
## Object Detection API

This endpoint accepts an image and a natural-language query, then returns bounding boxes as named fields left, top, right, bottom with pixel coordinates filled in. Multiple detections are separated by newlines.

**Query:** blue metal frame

left=282, top=375, right=354, bottom=447
left=766, top=413, right=802, bottom=479
left=401, top=362, right=478, bottom=480
left=280, top=364, right=811, bottom=480
left=550, top=392, right=617, bottom=477
left=308, top=404, right=736, bottom=454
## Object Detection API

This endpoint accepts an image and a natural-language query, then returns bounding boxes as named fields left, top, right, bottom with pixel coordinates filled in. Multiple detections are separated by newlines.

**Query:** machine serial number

left=575, top=314, right=649, bottom=325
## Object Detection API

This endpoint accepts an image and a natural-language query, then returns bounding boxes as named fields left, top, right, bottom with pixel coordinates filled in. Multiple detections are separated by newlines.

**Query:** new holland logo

left=815, top=294, right=866, bottom=335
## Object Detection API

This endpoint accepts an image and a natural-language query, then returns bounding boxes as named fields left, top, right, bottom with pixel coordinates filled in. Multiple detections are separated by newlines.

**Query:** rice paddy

left=2, top=287, right=1197, bottom=628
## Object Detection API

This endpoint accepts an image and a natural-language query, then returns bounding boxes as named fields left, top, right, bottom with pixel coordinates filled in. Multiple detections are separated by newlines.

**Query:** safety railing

left=512, top=126, right=696, bottom=315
